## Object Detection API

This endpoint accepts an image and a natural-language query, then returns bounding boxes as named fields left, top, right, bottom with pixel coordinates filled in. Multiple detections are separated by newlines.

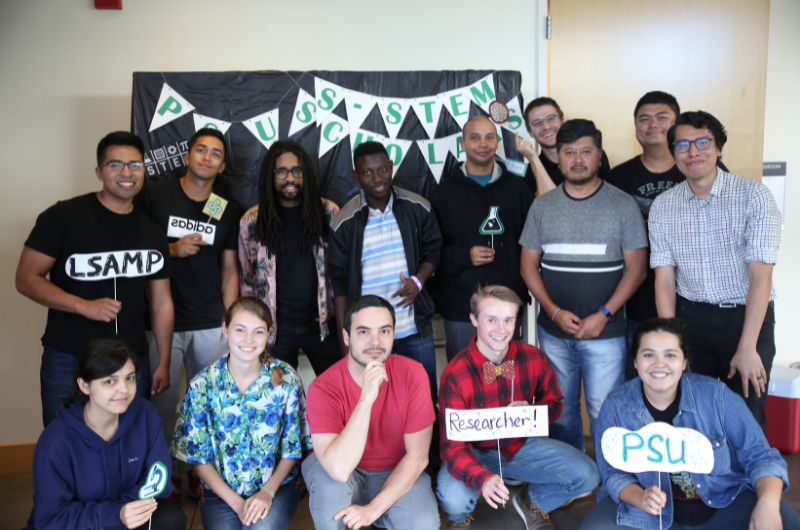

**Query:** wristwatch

left=599, top=306, right=615, bottom=322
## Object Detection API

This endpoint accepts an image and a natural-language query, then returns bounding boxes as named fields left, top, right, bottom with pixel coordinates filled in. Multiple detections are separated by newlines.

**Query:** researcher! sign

left=445, top=406, right=548, bottom=442
left=601, top=422, right=714, bottom=474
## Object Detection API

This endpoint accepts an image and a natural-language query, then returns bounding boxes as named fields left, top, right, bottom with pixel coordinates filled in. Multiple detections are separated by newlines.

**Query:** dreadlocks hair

left=255, top=140, right=329, bottom=257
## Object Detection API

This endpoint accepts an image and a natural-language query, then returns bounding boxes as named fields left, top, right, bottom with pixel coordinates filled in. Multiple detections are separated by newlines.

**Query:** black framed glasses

left=103, top=160, right=145, bottom=172
left=673, top=137, right=714, bottom=153
left=274, top=166, right=303, bottom=179
left=528, top=114, right=560, bottom=129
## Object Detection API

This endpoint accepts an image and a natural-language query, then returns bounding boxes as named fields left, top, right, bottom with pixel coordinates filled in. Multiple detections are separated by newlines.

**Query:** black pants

left=132, top=498, right=187, bottom=530
left=677, top=297, right=776, bottom=429
left=270, top=320, right=341, bottom=376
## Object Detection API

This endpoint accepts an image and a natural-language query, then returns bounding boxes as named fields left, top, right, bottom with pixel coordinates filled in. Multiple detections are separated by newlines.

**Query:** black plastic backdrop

left=131, top=70, right=522, bottom=210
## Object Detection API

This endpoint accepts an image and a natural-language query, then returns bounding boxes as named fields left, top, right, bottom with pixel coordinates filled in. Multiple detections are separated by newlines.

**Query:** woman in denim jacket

left=581, top=318, right=798, bottom=530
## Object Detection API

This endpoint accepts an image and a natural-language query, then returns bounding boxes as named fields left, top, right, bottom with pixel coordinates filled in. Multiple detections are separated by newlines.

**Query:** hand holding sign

left=136, top=461, right=168, bottom=530
left=78, top=298, right=121, bottom=323
left=170, top=232, right=208, bottom=258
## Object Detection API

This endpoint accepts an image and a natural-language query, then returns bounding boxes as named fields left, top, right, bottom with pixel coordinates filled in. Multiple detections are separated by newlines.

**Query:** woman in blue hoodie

left=25, top=338, right=186, bottom=530
left=581, top=318, right=798, bottom=530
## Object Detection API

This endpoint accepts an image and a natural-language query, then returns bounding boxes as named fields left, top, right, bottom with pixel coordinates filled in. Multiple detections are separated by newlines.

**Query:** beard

left=564, top=167, right=598, bottom=186
left=349, top=347, right=388, bottom=368
left=275, top=181, right=303, bottom=203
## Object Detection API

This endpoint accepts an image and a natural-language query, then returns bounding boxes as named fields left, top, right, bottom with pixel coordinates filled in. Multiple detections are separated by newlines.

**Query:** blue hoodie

left=25, top=396, right=170, bottom=530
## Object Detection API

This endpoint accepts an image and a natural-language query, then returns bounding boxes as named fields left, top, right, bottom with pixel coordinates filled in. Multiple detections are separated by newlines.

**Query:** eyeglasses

left=103, top=160, right=145, bottom=172
left=673, top=137, right=714, bottom=153
left=274, top=166, right=303, bottom=179
left=528, top=114, right=560, bottom=129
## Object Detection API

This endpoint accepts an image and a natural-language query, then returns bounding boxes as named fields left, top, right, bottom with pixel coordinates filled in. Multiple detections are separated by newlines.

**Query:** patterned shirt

left=649, top=169, right=781, bottom=304
left=439, top=338, right=563, bottom=491
left=361, top=195, right=417, bottom=339
left=238, top=198, right=339, bottom=343
left=171, top=354, right=312, bottom=497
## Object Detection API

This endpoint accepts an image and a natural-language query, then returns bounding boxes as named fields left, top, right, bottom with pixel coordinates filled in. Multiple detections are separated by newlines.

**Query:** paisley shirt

left=238, top=199, right=339, bottom=344
left=171, top=354, right=312, bottom=497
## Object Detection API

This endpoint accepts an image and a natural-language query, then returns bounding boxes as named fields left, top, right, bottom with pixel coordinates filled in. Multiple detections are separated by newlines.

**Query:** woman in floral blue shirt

left=172, top=297, right=312, bottom=530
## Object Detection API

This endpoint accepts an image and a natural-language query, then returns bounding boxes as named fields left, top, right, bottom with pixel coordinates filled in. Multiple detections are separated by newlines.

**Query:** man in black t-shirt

left=239, top=140, right=340, bottom=375
left=16, top=131, right=174, bottom=427
left=605, top=91, right=684, bottom=378
left=135, top=128, right=240, bottom=462
left=515, top=97, right=611, bottom=197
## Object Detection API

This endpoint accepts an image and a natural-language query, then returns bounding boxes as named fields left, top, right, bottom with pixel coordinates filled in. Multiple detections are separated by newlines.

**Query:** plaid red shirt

left=439, top=337, right=563, bottom=491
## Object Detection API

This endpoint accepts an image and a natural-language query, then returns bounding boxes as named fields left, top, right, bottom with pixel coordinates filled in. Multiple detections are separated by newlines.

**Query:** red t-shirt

left=306, top=354, right=435, bottom=471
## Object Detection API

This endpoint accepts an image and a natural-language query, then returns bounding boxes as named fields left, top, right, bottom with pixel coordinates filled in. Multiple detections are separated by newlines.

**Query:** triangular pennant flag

left=349, top=128, right=383, bottom=167
left=288, top=88, right=316, bottom=137
left=382, top=138, right=413, bottom=172
left=467, top=74, right=496, bottom=114
left=447, top=132, right=466, bottom=162
left=411, top=96, right=445, bottom=140
left=501, top=95, right=532, bottom=142
left=441, top=88, right=472, bottom=129
left=416, top=137, right=450, bottom=183
left=315, top=77, right=346, bottom=126
left=149, top=83, right=195, bottom=132
left=319, top=113, right=350, bottom=158
left=376, top=97, right=412, bottom=139
left=344, top=90, right=377, bottom=130
left=242, top=109, right=280, bottom=150
left=193, top=114, right=232, bottom=135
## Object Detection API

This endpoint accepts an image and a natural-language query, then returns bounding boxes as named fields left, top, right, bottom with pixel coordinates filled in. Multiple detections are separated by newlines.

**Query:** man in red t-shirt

left=302, top=295, right=439, bottom=530
left=437, top=286, right=600, bottom=530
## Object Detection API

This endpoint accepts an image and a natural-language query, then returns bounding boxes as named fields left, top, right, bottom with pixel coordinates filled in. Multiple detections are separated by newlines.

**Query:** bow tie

left=483, top=360, right=515, bottom=384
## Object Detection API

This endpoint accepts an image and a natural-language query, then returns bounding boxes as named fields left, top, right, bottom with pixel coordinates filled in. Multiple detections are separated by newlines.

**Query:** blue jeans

left=536, top=326, right=626, bottom=451
left=436, top=436, right=600, bottom=521
left=200, top=483, right=300, bottom=530
left=443, top=319, right=476, bottom=362
left=302, top=452, right=440, bottom=530
left=40, top=346, right=151, bottom=427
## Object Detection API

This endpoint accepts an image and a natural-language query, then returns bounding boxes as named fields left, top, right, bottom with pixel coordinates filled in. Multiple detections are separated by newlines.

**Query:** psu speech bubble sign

left=601, top=422, right=714, bottom=474
left=445, top=406, right=548, bottom=442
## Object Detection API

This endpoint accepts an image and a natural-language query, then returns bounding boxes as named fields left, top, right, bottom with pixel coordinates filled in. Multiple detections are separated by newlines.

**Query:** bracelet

left=263, top=486, right=275, bottom=499
left=551, top=306, right=561, bottom=321
left=410, top=275, right=423, bottom=292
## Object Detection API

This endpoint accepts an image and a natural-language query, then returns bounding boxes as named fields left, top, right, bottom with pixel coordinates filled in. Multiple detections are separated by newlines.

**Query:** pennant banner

left=344, top=90, right=378, bottom=131
left=377, top=97, right=412, bottom=139
left=441, top=88, right=472, bottom=129
left=149, top=83, right=195, bottom=133
left=193, top=114, right=232, bottom=135
left=288, top=88, right=317, bottom=137
left=319, top=113, right=350, bottom=158
left=350, top=128, right=412, bottom=172
left=411, top=96, right=444, bottom=140
left=242, top=109, right=280, bottom=150
left=448, top=132, right=466, bottom=162
left=416, top=137, right=450, bottom=183
left=315, top=77, right=346, bottom=126
left=501, top=94, right=532, bottom=142
left=467, top=74, right=496, bottom=114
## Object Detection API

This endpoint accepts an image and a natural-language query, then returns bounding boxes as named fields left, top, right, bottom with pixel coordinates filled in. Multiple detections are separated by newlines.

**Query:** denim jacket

left=595, top=373, right=788, bottom=530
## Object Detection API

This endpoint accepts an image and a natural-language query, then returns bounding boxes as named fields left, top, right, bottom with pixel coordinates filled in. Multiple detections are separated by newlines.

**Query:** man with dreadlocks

left=239, top=140, right=341, bottom=376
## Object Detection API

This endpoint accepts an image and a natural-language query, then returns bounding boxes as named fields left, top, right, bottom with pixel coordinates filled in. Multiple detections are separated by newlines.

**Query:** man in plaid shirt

left=649, top=111, right=781, bottom=429
left=436, top=285, right=600, bottom=529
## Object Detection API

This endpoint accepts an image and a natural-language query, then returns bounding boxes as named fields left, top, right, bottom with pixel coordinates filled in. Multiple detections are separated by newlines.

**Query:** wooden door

left=549, top=0, right=770, bottom=180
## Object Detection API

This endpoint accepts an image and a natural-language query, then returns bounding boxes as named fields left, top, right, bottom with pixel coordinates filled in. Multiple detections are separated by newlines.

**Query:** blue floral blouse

left=171, top=354, right=312, bottom=497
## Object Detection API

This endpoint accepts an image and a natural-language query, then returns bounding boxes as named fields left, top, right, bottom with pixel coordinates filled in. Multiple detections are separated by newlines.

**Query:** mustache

left=363, top=347, right=387, bottom=354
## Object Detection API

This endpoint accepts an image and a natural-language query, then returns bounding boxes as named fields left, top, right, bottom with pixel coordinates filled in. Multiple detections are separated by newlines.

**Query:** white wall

left=0, top=0, right=544, bottom=444
left=764, top=0, right=800, bottom=370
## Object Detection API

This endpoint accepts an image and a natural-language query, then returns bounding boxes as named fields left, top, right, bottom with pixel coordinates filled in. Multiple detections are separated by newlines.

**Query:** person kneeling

left=437, top=285, right=600, bottom=530
left=581, top=318, right=800, bottom=530
left=25, top=339, right=186, bottom=530
left=172, top=297, right=311, bottom=530
left=302, top=295, right=440, bottom=530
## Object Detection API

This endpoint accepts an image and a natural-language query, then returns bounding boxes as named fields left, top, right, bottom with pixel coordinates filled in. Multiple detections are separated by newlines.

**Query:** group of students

left=14, top=87, right=798, bottom=530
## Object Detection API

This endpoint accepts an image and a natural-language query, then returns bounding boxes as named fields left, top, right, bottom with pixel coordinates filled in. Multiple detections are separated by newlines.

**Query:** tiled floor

left=4, top=333, right=800, bottom=529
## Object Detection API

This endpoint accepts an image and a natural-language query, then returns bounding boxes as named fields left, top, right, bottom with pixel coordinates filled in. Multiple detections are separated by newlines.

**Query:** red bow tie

left=483, top=360, right=515, bottom=384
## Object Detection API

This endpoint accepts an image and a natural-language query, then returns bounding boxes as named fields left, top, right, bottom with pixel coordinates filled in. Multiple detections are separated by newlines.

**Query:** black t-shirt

left=643, top=384, right=716, bottom=526
left=24, top=193, right=171, bottom=356
left=135, top=178, right=240, bottom=331
left=523, top=149, right=611, bottom=196
left=606, top=156, right=686, bottom=321
left=275, top=204, right=319, bottom=324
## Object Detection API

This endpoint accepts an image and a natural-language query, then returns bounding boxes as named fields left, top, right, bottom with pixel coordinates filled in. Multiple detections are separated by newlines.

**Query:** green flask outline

left=479, top=206, right=505, bottom=235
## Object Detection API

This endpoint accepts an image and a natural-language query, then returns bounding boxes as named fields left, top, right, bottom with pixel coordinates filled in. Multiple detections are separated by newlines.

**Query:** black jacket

left=328, top=187, right=442, bottom=338
left=430, top=162, right=534, bottom=321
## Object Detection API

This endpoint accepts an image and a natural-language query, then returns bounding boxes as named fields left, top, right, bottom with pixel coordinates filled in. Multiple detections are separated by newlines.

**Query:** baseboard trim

left=0, top=443, right=36, bottom=475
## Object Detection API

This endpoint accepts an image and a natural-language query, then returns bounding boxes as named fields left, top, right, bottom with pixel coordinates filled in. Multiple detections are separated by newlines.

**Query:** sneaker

left=557, top=490, right=594, bottom=510
left=513, top=490, right=555, bottom=530
left=447, top=514, right=475, bottom=528
left=187, top=469, right=203, bottom=498
left=167, top=475, right=180, bottom=503
left=503, top=478, right=524, bottom=487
